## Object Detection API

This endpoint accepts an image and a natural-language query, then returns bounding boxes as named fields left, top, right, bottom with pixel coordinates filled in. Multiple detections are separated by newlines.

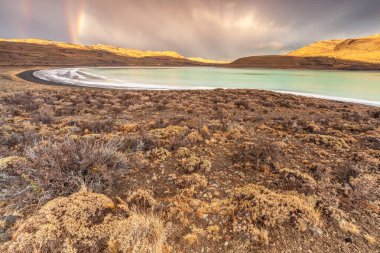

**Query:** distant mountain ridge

left=0, top=38, right=225, bottom=66
left=1, top=35, right=379, bottom=70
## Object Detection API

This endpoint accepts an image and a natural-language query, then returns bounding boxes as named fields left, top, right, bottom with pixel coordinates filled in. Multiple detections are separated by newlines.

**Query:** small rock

left=311, top=227, right=323, bottom=236
left=0, top=232, right=12, bottom=243
left=4, top=215, right=21, bottom=229
left=345, top=237, right=353, bottom=243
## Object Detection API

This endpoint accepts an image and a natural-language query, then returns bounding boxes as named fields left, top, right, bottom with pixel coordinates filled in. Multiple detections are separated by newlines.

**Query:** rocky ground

left=0, top=67, right=379, bottom=252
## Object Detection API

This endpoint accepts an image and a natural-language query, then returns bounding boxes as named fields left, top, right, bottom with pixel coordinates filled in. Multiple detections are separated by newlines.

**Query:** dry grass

left=364, top=234, right=377, bottom=244
left=228, top=184, right=320, bottom=243
left=1, top=191, right=167, bottom=253
left=338, top=220, right=360, bottom=235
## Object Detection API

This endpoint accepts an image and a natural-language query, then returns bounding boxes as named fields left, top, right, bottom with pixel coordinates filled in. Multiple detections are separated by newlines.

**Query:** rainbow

left=16, top=0, right=32, bottom=37
left=65, top=0, right=86, bottom=44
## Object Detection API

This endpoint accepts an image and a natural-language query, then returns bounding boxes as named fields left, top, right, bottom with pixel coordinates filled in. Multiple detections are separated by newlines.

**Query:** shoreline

left=17, top=67, right=380, bottom=107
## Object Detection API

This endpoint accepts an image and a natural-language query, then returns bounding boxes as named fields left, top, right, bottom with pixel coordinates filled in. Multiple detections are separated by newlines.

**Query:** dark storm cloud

left=0, top=0, right=379, bottom=60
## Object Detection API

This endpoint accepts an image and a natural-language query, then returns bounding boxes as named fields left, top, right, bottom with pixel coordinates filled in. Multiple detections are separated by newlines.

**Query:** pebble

left=3, top=215, right=21, bottom=229
left=345, top=237, right=353, bottom=243
left=311, top=227, right=323, bottom=236
left=0, top=232, right=11, bottom=243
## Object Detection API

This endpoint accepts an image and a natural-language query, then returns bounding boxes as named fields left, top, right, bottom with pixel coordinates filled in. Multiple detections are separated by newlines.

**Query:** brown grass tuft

left=338, top=220, right=360, bottom=235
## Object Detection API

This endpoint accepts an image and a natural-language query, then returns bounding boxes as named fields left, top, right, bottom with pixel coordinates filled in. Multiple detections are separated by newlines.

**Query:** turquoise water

left=34, top=67, right=380, bottom=105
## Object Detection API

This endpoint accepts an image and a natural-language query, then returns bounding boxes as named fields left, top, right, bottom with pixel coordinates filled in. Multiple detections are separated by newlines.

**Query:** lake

left=34, top=67, right=380, bottom=106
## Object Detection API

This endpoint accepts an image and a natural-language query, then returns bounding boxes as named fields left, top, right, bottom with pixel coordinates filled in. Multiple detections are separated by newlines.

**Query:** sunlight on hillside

left=0, top=38, right=224, bottom=63
left=288, top=35, right=380, bottom=63
left=188, top=57, right=229, bottom=64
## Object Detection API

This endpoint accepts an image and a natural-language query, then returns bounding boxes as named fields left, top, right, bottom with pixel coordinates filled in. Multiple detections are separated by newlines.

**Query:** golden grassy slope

left=0, top=38, right=221, bottom=64
left=288, top=34, right=380, bottom=63
left=188, top=57, right=229, bottom=64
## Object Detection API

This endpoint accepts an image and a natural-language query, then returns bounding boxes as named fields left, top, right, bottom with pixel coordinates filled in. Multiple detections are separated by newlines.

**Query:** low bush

left=227, top=184, right=320, bottom=244
left=20, top=136, right=129, bottom=200
left=35, top=105, right=55, bottom=124
left=233, top=138, right=280, bottom=169
left=278, top=168, right=316, bottom=194
left=2, top=191, right=167, bottom=253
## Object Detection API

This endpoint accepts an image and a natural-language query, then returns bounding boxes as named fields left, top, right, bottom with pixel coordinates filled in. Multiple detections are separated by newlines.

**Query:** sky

left=0, top=0, right=379, bottom=60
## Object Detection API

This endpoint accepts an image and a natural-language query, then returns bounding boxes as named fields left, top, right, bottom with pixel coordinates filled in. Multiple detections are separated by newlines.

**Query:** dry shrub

left=78, top=118, right=115, bottom=133
left=225, top=125, right=246, bottom=140
left=199, top=125, right=211, bottom=139
left=122, top=134, right=157, bottom=152
left=108, top=212, right=166, bottom=253
left=2, top=191, right=166, bottom=253
left=233, top=138, right=280, bottom=169
left=148, top=147, right=171, bottom=163
left=127, top=189, right=157, bottom=211
left=349, top=174, right=379, bottom=202
left=228, top=184, right=320, bottom=244
left=163, top=188, right=198, bottom=226
left=278, top=168, right=316, bottom=194
left=148, top=125, right=190, bottom=150
left=301, top=134, right=349, bottom=150
left=0, top=156, right=35, bottom=210
left=149, top=125, right=189, bottom=140
left=177, top=173, right=208, bottom=189
left=0, top=125, right=40, bottom=150
left=186, top=131, right=203, bottom=143
left=234, top=99, right=250, bottom=110
left=205, top=224, right=223, bottom=241
left=247, top=227, right=269, bottom=245
left=175, top=147, right=191, bottom=158
left=35, top=105, right=55, bottom=124
left=183, top=226, right=205, bottom=246
left=22, top=136, right=128, bottom=200
left=180, top=155, right=212, bottom=173
left=353, top=151, right=380, bottom=172
left=0, top=156, right=27, bottom=169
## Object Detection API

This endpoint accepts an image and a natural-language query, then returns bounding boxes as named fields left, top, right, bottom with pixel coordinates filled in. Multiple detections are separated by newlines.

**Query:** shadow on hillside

left=227, top=55, right=380, bottom=71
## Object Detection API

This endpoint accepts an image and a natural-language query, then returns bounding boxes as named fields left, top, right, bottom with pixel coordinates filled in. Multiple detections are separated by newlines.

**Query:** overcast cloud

left=0, top=0, right=379, bottom=60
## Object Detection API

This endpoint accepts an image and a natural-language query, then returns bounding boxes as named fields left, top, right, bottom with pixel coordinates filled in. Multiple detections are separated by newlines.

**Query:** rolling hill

left=1, top=35, right=380, bottom=70
left=288, top=34, right=380, bottom=64
left=229, top=34, right=380, bottom=70
left=0, top=38, right=220, bottom=66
